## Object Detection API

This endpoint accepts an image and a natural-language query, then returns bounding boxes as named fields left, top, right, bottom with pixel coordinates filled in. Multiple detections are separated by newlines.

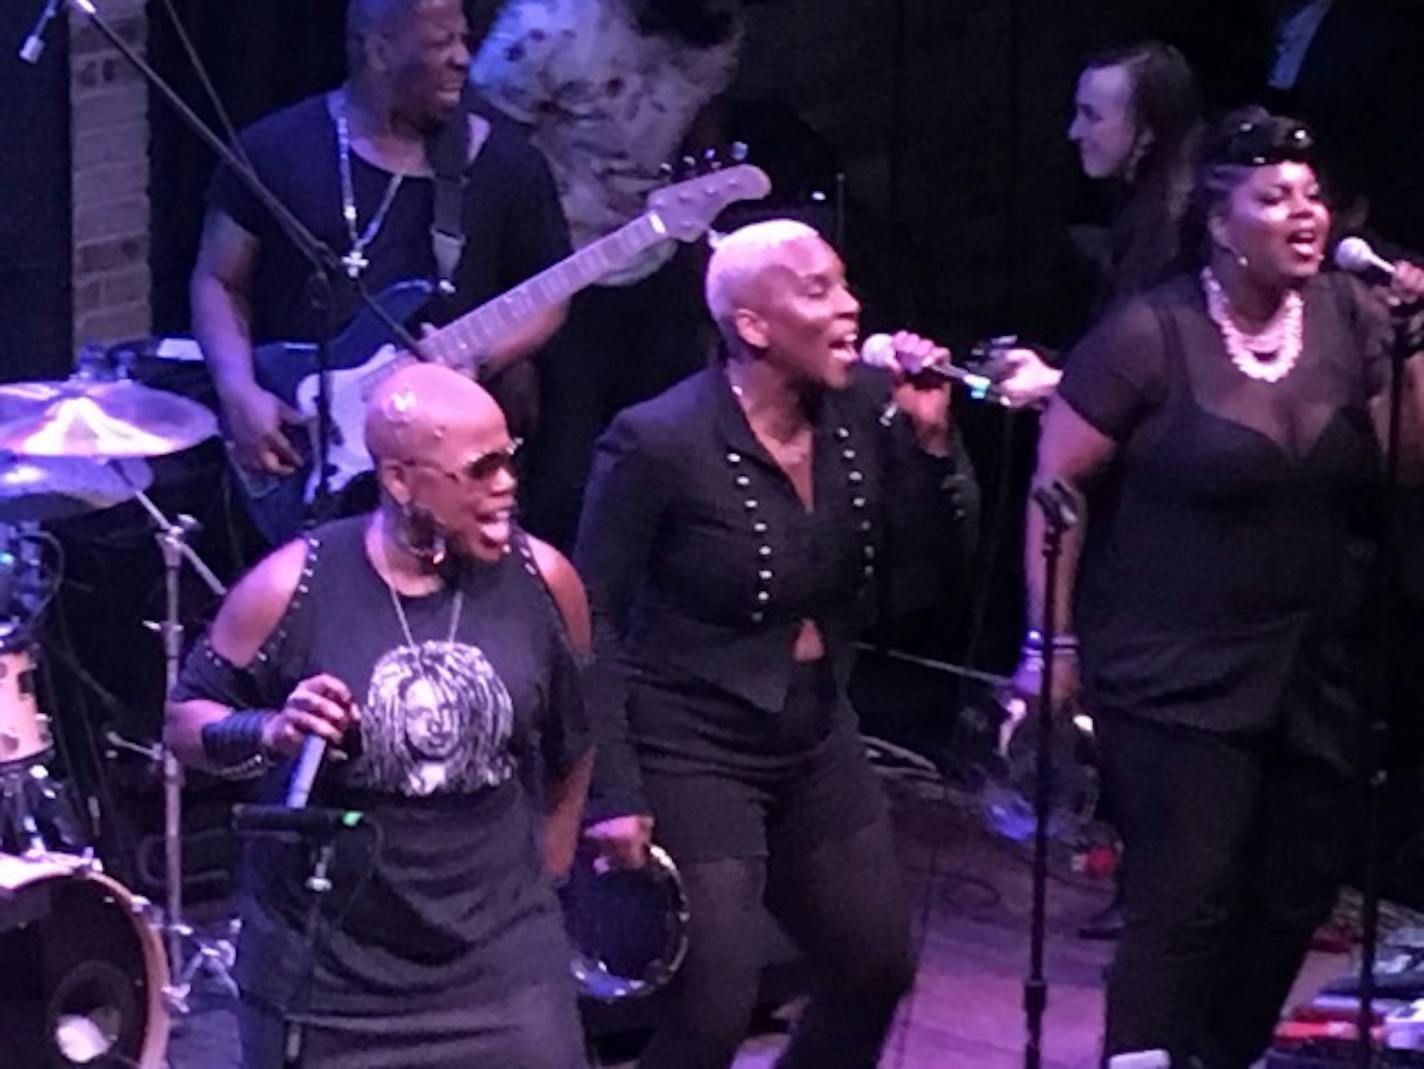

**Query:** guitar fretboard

left=357, top=213, right=668, bottom=400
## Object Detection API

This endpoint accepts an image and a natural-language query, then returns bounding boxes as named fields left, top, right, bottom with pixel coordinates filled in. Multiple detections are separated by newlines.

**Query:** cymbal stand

left=127, top=479, right=234, bottom=1012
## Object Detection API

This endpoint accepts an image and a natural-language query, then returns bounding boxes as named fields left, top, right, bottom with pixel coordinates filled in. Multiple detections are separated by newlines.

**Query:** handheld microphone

left=285, top=736, right=326, bottom=809
left=859, top=333, right=1010, bottom=406
left=18, top=0, right=65, bottom=65
left=1335, top=236, right=1397, bottom=280
left=231, top=803, right=363, bottom=840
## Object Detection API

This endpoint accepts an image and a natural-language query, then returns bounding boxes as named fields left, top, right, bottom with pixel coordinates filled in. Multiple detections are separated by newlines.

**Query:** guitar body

left=237, top=280, right=436, bottom=543
left=226, top=165, right=772, bottom=544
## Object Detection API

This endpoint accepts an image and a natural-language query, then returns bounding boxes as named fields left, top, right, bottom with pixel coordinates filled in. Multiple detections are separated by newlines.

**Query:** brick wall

left=69, top=0, right=150, bottom=353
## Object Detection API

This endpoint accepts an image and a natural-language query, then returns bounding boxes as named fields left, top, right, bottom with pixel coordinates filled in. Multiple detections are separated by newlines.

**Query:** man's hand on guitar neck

left=222, top=382, right=306, bottom=476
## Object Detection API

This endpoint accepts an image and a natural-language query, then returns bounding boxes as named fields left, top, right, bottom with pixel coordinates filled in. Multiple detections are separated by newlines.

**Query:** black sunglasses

left=406, top=439, right=522, bottom=483
left=1220, top=119, right=1315, bottom=167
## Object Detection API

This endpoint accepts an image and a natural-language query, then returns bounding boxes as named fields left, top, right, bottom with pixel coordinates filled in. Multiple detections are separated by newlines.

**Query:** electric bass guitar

left=234, top=164, right=771, bottom=541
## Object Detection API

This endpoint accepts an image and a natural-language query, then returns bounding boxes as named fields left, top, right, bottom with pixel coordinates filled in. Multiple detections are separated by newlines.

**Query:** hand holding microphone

left=860, top=332, right=1011, bottom=406
left=228, top=675, right=359, bottom=841
left=261, top=672, right=358, bottom=769
left=1335, top=236, right=1424, bottom=309
left=859, top=331, right=960, bottom=453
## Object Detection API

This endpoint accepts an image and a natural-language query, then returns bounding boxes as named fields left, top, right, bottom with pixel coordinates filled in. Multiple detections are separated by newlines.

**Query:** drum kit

left=0, top=363, right=692, bottom=1066
left=0, top=367, right=222, bottom=1068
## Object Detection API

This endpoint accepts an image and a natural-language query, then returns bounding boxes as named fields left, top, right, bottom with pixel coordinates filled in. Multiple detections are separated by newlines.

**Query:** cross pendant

left=342, top=248, right=369, bottom=279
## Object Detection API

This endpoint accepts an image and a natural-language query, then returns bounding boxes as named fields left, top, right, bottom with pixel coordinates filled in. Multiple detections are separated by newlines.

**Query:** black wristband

left=201, top=711, right=273, bottom=775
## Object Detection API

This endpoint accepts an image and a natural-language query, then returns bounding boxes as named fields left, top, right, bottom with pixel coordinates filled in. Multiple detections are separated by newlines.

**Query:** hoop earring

left=1215, top=241, right=1249, bottom=271
left=398, top=501, right=449, bottom=567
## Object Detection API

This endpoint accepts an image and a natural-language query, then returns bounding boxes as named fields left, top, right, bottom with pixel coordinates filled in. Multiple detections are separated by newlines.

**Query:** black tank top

left=236, top=516, right=588, bottom=1013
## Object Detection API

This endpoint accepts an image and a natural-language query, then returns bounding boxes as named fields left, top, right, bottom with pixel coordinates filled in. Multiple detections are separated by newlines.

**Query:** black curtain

left=147, top=1, right=349, bottom=334
left=0, top=5, right=72, bottom=382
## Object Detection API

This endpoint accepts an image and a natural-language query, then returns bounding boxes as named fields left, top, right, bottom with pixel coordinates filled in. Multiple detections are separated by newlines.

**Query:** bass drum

left=0, top=854, right=169, bottom=1068
left=560, top=842, right=690, bottom=1002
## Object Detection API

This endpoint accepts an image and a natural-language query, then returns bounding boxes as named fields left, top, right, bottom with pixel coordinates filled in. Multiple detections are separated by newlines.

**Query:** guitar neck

left=422, top=212, right=668, bottom=369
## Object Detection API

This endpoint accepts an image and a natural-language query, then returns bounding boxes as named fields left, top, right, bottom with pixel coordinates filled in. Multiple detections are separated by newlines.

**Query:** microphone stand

left=284, top=838, right=337, bottom=1069
left=1356, top=301, right=1417, bottom=1068
left=1024, top=480, right=1079, bottom=1069
left=56, top=0, right=426, bottom=522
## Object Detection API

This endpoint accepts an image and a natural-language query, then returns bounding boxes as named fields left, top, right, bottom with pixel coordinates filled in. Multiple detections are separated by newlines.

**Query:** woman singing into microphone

left=574, top=219, right=980, bottom=1069
left=1017, top=109, right=1424, bottom=1068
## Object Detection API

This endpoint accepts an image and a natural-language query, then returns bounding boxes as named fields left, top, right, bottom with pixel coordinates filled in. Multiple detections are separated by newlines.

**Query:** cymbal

left=0, top=379, right=217, bottom=459
left=0, top=456, right=152, bottom=524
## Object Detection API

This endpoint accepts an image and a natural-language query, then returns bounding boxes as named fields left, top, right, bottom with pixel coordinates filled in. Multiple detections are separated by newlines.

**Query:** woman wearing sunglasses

left=166, top=364, right=594, bottom=1068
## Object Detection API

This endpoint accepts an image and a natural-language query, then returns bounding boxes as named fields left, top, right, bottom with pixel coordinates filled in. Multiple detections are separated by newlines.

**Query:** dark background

left=0, top=2, right=74, bottom=383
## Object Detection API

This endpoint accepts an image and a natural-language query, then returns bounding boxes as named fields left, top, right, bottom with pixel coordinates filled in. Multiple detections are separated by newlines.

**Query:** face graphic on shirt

left=346, top=640, right=515, bottom=797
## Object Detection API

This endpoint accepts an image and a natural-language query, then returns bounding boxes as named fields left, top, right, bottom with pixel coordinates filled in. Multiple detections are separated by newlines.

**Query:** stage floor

left=164, top=781, right=1348, bottom=1069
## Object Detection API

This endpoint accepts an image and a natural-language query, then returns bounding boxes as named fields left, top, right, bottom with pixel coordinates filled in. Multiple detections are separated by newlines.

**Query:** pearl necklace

left=1201, top=267, right=1304, bottom=384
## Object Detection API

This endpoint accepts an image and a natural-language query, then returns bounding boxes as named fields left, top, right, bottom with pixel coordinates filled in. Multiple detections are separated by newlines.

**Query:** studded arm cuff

left=199, top=711, right=275, bottom=780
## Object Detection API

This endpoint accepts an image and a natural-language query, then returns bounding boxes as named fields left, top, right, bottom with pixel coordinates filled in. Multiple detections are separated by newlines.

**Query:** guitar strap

left=425, top=86, right=489, bottom=297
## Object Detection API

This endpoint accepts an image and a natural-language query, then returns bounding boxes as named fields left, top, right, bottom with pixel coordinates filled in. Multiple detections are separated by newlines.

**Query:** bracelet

left=200, top=710, right=275, bottom=780
left=1023, top=629, right=1080, bottom=653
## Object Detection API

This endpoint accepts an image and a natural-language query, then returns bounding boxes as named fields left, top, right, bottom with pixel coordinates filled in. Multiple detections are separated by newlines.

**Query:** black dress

left=1061, top=271, right=1384, bottom=769
left=1057, top=270, right=1387, bottom=1066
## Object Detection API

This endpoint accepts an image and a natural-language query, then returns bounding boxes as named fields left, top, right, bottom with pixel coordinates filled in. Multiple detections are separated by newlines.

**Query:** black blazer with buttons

left=574, top=365, right=980, bottom=819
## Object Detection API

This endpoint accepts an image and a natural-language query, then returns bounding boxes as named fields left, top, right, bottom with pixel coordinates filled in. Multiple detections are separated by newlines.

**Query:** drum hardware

left=0, top=377, right=218, bottom=461
left=0, top=519, right=85, bottom=860
left=0, top=366, right=234, bottom=1012
left=0, top=851, right=170, bottom=1069
left=561, top=842, right=690, bottom=1002
left=121, top=475, right=235, bottom=1013
left=0, top=453, right=152, bottom=526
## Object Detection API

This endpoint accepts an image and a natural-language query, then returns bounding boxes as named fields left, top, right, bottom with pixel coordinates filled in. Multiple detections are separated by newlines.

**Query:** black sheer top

left=1058, top=271, right=1388, bottom=769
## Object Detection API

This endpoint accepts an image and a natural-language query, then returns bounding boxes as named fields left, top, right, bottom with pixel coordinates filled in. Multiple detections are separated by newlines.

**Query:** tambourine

left=559, top=842, right=690, bottom=1001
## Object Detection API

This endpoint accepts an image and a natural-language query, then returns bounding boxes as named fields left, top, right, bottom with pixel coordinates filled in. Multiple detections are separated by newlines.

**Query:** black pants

left=1098, top=713, right=1358, bottom=1069
left=237, top=979, right=587, bottom=1069
left=636, top=816, right=915, bottom=1069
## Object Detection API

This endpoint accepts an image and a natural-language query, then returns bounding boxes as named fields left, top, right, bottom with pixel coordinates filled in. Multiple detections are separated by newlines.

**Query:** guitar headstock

left=647, top=163, right=773, bottom=243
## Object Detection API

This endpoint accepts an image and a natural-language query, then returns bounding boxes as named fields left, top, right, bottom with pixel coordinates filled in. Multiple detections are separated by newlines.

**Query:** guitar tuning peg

left=729, top=141, right=749, bottom=163
left=681, top=155, right=698, bottom=177
left=704, top=148, right=721, bottom=171
left=659, top=162, right=675, bottom=180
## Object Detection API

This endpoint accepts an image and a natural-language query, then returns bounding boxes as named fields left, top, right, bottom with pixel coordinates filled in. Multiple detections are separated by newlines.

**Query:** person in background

left=470, top=0, right=744, bottom=549
left=994, top=41, right=1202, bottom=408
left=1016, top=108, right=1424, bottom=1068
left=193, top=0, right=570, bottom=545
